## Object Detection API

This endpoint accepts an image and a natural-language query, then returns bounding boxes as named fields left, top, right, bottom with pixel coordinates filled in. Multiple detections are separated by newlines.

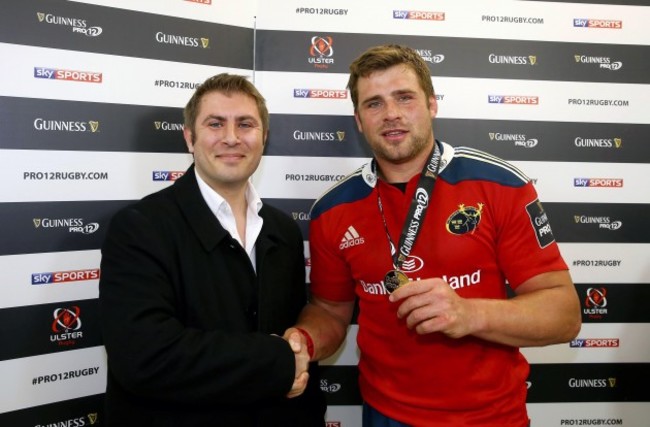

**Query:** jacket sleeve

left=98, top=205, right=296, bottom=405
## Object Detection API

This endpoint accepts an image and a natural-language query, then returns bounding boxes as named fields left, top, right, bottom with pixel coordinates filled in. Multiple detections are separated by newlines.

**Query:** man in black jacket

left=99, top=73, right=326, bottom=426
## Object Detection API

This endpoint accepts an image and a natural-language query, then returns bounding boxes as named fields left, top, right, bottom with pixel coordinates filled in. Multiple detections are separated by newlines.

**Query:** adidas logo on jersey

left=339, top=226, right=365, bottom=249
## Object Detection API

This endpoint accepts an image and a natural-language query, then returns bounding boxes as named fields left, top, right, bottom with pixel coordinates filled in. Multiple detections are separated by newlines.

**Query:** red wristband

left=294, top=327, right=315, bottom=360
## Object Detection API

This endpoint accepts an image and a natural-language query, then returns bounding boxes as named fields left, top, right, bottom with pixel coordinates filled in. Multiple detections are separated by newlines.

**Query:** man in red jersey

left=285, top=45, right=581, bottom=426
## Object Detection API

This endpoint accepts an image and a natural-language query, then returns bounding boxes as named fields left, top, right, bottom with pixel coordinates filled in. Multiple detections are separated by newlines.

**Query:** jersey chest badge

left=446, top=203, right=484, bottom=235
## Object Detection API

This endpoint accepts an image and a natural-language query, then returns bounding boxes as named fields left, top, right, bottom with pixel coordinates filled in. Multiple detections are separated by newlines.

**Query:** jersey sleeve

left=308, top=211, right=357, bottom=302
left=494, top=181, right=568, bottom=289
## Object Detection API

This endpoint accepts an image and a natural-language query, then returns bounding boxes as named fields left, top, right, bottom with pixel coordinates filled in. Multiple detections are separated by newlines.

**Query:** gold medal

left=384, top=270, right=409, bottom=293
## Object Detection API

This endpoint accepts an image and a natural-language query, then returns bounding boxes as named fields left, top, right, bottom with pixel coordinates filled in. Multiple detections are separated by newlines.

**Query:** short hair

left=183, top=73, right=269, bottom=135
left=347, top=44, right=435, bottom=112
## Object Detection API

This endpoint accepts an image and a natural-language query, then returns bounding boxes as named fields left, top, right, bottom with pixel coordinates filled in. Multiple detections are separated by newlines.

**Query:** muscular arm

left=473, top=270, right=581, bottom=346
left=391, top=270, right=581, bottom=348
left=285, top=295, right=355, bottom=361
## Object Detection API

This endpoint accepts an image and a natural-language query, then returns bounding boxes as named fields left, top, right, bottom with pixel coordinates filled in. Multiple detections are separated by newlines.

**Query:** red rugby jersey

left=309, top=141, right=566, bottom=426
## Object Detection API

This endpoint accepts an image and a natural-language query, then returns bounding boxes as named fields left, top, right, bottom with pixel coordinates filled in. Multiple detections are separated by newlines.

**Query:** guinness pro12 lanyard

left=378, top=142, right=442, bottom=293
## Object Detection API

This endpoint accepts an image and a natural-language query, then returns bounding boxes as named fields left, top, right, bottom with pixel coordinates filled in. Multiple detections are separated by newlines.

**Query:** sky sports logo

left=294, top=89, right=348, bottom=99
left=574, top=178, right=623, bottom=188
left=34, top=67, right=102, bottom=83
left=570, top=338, right=619, bottom=348
left=573, top=18, right=622, bottom=29
left=32, top=268, right=100, bottom=285
left=153, top=171, right=185, bottom=181
left=488, top=95, right=539, bottom=105
left=393, top=10, right=445, bottom=21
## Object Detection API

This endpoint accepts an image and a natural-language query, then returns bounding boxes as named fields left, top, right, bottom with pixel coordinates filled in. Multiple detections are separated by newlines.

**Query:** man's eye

left=239, top=122, right=253, bottom=128
left=209, top=122, right=223, bottom=128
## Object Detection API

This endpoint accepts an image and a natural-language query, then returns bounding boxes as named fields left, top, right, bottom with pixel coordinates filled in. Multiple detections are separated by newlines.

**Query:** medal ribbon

left=376, top=142, right=442, bottom=272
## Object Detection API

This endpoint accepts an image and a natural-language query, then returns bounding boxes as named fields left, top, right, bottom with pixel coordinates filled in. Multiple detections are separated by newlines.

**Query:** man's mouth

left=382, top=129, right=407, bottom=137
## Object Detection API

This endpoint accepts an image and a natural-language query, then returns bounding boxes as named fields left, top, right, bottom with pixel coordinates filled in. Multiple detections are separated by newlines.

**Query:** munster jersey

left=309, top=141, right=567, bottom=427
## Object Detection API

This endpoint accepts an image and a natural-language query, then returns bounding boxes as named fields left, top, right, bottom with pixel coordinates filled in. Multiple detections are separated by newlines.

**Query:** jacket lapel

left=172, top=164, right=229, bottom=252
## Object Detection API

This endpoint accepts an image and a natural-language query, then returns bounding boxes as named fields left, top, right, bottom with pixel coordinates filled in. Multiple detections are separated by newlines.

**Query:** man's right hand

left=285, top=330, right=310, bottom=398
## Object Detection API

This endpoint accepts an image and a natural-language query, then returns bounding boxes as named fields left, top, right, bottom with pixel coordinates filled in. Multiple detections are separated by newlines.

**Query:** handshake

left=282, top=327, right=314, bottom=398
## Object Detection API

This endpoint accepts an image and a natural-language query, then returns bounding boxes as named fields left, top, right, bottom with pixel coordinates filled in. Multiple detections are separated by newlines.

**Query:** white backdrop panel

left=256, top=0, right=650, bottom=45
left=0, top=346, right=107, bottom=414
left=0, top=150, right=192, bottom=202
left=324, top=323, right=650, bottom=366
left=256, top=71, right=649, bottom=123
left=252, top=155, right=370, bottom=199
left=560, top=243, right=650, bottom=284
left=527, top=402, right=649, bottom=427
left=0, top=42, right=249, bottom=107
left=510, top=161, right=648, bottom=204
left=0, top=250, right=101, bottom=310
left=69, top=0, right=257, bottom=27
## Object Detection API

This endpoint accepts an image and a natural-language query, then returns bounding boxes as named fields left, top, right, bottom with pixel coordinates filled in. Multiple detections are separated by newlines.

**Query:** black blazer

left=99, top=165, right=325, bottom=426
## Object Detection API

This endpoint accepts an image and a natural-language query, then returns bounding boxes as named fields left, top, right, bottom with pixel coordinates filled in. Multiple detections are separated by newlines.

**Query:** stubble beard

left=374, top=131, right=431, bottom=165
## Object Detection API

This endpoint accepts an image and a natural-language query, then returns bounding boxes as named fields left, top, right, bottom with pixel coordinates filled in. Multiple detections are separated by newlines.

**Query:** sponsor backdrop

left=0, top=0, right=648, bottom=425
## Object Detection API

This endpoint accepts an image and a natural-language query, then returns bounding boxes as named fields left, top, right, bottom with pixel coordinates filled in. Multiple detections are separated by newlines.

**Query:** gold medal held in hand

left=384, top=269, right=409, bottom=293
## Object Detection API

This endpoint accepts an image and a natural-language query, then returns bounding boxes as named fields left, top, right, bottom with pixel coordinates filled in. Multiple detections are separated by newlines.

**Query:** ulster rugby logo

left=446, top=203, right=484, bottom=235
left=309, top=36, right=334, bottom=69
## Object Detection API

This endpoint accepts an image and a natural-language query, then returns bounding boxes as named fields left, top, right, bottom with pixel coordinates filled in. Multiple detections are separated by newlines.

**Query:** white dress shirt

left=194, top=169, right=264, bottom=271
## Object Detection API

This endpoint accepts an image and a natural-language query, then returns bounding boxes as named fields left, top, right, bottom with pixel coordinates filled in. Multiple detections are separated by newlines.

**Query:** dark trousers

left=362, top=403, right=410, bottom=427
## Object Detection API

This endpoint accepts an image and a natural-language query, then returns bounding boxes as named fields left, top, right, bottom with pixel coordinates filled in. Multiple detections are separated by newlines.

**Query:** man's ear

left=183, top=126, right=194, bottom=153
left=354, top=111, right=363, bottom=133
left=428, top=95, right=438, bottom=119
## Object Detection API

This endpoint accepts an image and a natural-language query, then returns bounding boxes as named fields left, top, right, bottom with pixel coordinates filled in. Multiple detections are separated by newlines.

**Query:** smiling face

left=354, top=64, right=437, bottom=179
left=183, top=90, right=266, bottom=196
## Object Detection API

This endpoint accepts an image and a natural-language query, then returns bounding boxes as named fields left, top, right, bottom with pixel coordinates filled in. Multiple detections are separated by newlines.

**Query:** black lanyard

left=377, top=142, right=441, bottom=292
